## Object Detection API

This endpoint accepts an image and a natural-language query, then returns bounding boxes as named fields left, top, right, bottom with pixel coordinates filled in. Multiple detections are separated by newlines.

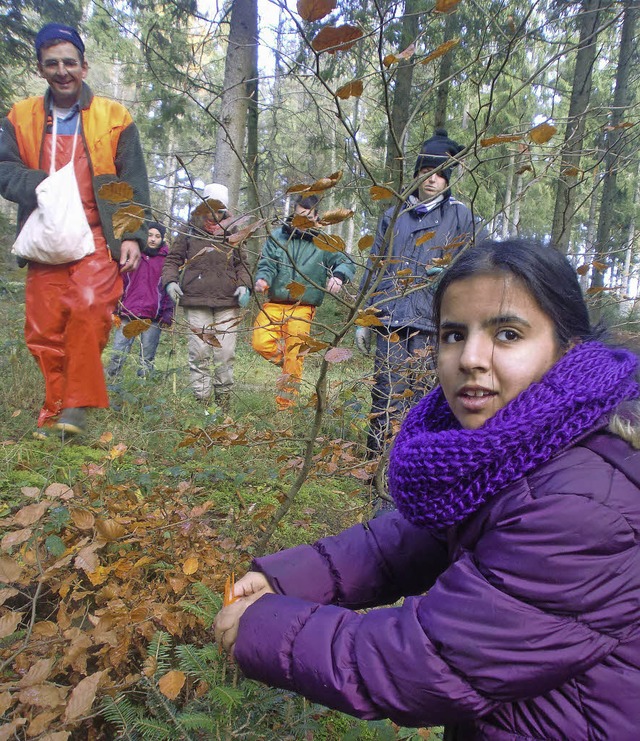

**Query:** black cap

left=413, top=128, right=465, bottom=182
left=148, top=221, right=167, bottom=240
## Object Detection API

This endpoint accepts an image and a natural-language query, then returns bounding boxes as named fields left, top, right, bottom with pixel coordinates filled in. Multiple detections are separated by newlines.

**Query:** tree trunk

left=213, top=0, right=258, bottom=210
left=550, top=0, right=604, bottom=253
left=384, top=0, right=420, bottom=191
left=434, top=11, right=457, bottom=129
left=590, top=0, right=637, bottom=288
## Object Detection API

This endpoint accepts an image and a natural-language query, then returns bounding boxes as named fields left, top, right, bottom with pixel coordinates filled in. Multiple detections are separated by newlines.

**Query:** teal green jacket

left=255, top=224, right=355, bottom=307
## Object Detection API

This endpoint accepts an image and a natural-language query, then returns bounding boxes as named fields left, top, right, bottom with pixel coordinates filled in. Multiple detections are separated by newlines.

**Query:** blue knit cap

left=35, top=23, right=85, bottom=60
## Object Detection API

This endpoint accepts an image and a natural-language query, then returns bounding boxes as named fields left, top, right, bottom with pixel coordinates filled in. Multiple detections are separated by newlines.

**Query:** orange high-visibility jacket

left=0, top=82, right=150, bottom=259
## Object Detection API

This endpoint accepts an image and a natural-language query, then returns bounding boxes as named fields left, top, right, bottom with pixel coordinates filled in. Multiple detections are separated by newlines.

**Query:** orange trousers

left=252, top=302, right=315, bottom=408
left=25, top=239, right=122, bottom=427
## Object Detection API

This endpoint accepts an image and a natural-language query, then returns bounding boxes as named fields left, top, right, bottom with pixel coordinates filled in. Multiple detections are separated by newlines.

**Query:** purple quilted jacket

left=118, top=244, right=174, bottom=324
left=235, top=431, right=640, bottom=740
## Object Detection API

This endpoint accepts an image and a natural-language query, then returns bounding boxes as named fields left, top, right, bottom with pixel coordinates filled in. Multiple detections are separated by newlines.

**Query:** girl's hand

left=213, top=571, right=275, bottom=654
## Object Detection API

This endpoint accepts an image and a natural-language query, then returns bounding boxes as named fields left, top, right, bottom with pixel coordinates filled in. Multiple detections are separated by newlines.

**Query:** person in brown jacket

left=162, top=183, right=251, bottom=411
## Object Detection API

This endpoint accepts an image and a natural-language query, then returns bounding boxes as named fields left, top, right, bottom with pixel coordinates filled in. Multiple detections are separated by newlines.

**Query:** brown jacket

left=162, top=215, right=252, bottom=309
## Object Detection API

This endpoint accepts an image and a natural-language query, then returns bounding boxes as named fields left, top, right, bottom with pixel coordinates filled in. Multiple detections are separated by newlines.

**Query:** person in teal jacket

left=252, top=194, right=355, bottom=410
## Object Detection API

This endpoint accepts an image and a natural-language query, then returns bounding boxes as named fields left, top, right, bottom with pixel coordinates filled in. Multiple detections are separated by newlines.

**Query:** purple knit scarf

left=388, top=342, right=639, bottom=530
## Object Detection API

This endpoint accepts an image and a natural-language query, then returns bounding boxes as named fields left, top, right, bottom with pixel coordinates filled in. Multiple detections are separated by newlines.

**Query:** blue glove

left=234, top=286, right=250, bottom=308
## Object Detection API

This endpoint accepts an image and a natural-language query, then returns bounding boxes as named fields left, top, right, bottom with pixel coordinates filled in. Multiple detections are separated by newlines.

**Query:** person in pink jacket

left=107, top=222, right=174, bottom=379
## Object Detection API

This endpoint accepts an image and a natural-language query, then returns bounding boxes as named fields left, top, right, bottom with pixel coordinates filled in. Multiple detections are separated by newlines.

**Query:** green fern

left=181, top=582, right=222, bottom=628
left=101, top=694, right=141, bottom=740
left=145, top=630, right=173, bottom=677
left=175, top=642, right=221, bottom=686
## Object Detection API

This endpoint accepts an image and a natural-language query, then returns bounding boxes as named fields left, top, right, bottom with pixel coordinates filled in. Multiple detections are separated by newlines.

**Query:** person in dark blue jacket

left=356, top=129, right=486, bottom=479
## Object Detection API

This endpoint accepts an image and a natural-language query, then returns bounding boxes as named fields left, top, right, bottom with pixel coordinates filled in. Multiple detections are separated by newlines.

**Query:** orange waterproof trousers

left=252, top=302, right=315, bottom=409
left=25, top=237, right=122, bottom=427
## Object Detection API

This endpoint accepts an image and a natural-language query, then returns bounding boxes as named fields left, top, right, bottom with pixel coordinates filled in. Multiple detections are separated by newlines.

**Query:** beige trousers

left=183, top=306, right=241, bottom=401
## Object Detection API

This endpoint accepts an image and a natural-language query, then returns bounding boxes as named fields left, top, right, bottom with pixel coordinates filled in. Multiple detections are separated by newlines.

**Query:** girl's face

left=437, top=272, right=563, bottom=430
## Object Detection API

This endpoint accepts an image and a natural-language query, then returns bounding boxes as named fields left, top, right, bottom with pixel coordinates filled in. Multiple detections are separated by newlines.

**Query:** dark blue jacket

left=361, top=195, right=486, bottom=332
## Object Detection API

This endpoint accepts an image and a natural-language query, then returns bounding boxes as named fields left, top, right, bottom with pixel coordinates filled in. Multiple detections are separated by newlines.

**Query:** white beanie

left=202, top=183, right=229, bottom=209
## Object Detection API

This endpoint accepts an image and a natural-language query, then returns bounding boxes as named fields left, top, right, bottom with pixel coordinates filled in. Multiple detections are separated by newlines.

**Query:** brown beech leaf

left=576, top=264, right=590, bottom=276
left=26, top=709, right=61, bottom=737
left=286, top=281, right=307, bottom=300
left=74, top=546, right=100, bottom=574
left=112, top=205, right=145, bottom=240
left=70, top=508, right=95, bottom=531
left=0, top=719, right=26, bottom=739
left=319, top=208, right=354, bottom=225
left=0, top=587, right=19, bottom=606
left=13, top=501, right=49, bottom=527
left=192, top=198, right=227, bottom=218
left=435, top=0, right=461, bottom=10
left=325, top=347, right=353, bottom=363
left=355, top=312, right=384, bottom=327
left=297, top=334, right=330, bottom=352
left=515, top=164, right=533, bottom=175
left=421, top=38, right=460, bottom=65
left=108, top=443, right=128, bottom=461
left=18, top=658, right=55, bottom=688
left=312, top=233, right=346, bottom=252
left=311, top=25, right=363, bottom=54
left=310, top=170, right=343, bottom=192
left=2, top=527, right=32, bottom=551
left=370, top=185, right=394, bottom=200
left=358, top=234, right=375, bottom=251
left=480, top=134, right=522, bottom=147
left=383, top=42, right=415, bottom=67
left=416, top=231, right=436, bottom=246
left=0, top=611, right=22, bottom=638
left=286, top=183, right=314, bottom=194
left=182, top=556, right=199, bottom=575
left=97, top=181, right=133, bottom=203
left=158, top=670, right=186, bottom=700
left=192, top=326, right=222, bottom=348
left=297, top=0, right=336, bottom=21
left=592, top=260, right=608, bottom=273
left=63, top=670, right=106, bottom=722
left=227, top=218, right=265, bottom=245
left=0, top=692, right=13, bottom=715
left=95, top=519, right=127, bottom=542
left=335, top=79, right=363, bottom=99
left=291, top=214, right=317, bottom=230
left=18, top=682, right=66, bottom=708
left=44, top=483, right=74, bottom=499
left=40, top=731, right=69, bottom=741
left=389, top=332, right=400, bottom=343
left=0, top=556, right=23, bottom=582
left=122, top=319, right=152, bottom=339
left=562, top=166, right=581, bottom=177
left=604, top=121, right=633, bottom=131
left=21, top=486, right=40, bottom=498
left=529, top=122, right=557, bottom=144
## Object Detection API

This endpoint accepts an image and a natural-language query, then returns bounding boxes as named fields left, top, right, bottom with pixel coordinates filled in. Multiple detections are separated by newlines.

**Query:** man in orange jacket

left=0, top=23, right=150, bottom=437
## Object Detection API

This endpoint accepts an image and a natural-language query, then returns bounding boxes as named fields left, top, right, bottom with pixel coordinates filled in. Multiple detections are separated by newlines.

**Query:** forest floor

left=0, top=274, right=441, bottom=740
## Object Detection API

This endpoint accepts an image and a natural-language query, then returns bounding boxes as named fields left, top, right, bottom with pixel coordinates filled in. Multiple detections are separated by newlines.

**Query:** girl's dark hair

left=433, top=239, right=598, bottom=348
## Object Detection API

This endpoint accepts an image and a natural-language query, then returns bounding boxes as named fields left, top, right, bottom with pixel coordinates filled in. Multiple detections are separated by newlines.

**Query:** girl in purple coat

left=215, top=239, right=640, bottom=740
left=107, top=222, right=174, bottom=379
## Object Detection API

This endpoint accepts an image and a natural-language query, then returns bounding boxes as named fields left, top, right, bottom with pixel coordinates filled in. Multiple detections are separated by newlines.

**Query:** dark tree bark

left=550, top=0, right=605, bottom=253
left=213, top=0, right=258, bottom=210
left=384, top=0, right=420, bottom=191
left=591, top=0, right=638, bottom=288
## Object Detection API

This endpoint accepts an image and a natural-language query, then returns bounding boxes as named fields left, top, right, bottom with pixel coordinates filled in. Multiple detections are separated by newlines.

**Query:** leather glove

left=326, top=276, right=343, bottom=294
left=355, top=326, right=372, bottom=354
left=234, top=286, right=250, bottom=308
left=166, top=282, right=184, bottom=304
